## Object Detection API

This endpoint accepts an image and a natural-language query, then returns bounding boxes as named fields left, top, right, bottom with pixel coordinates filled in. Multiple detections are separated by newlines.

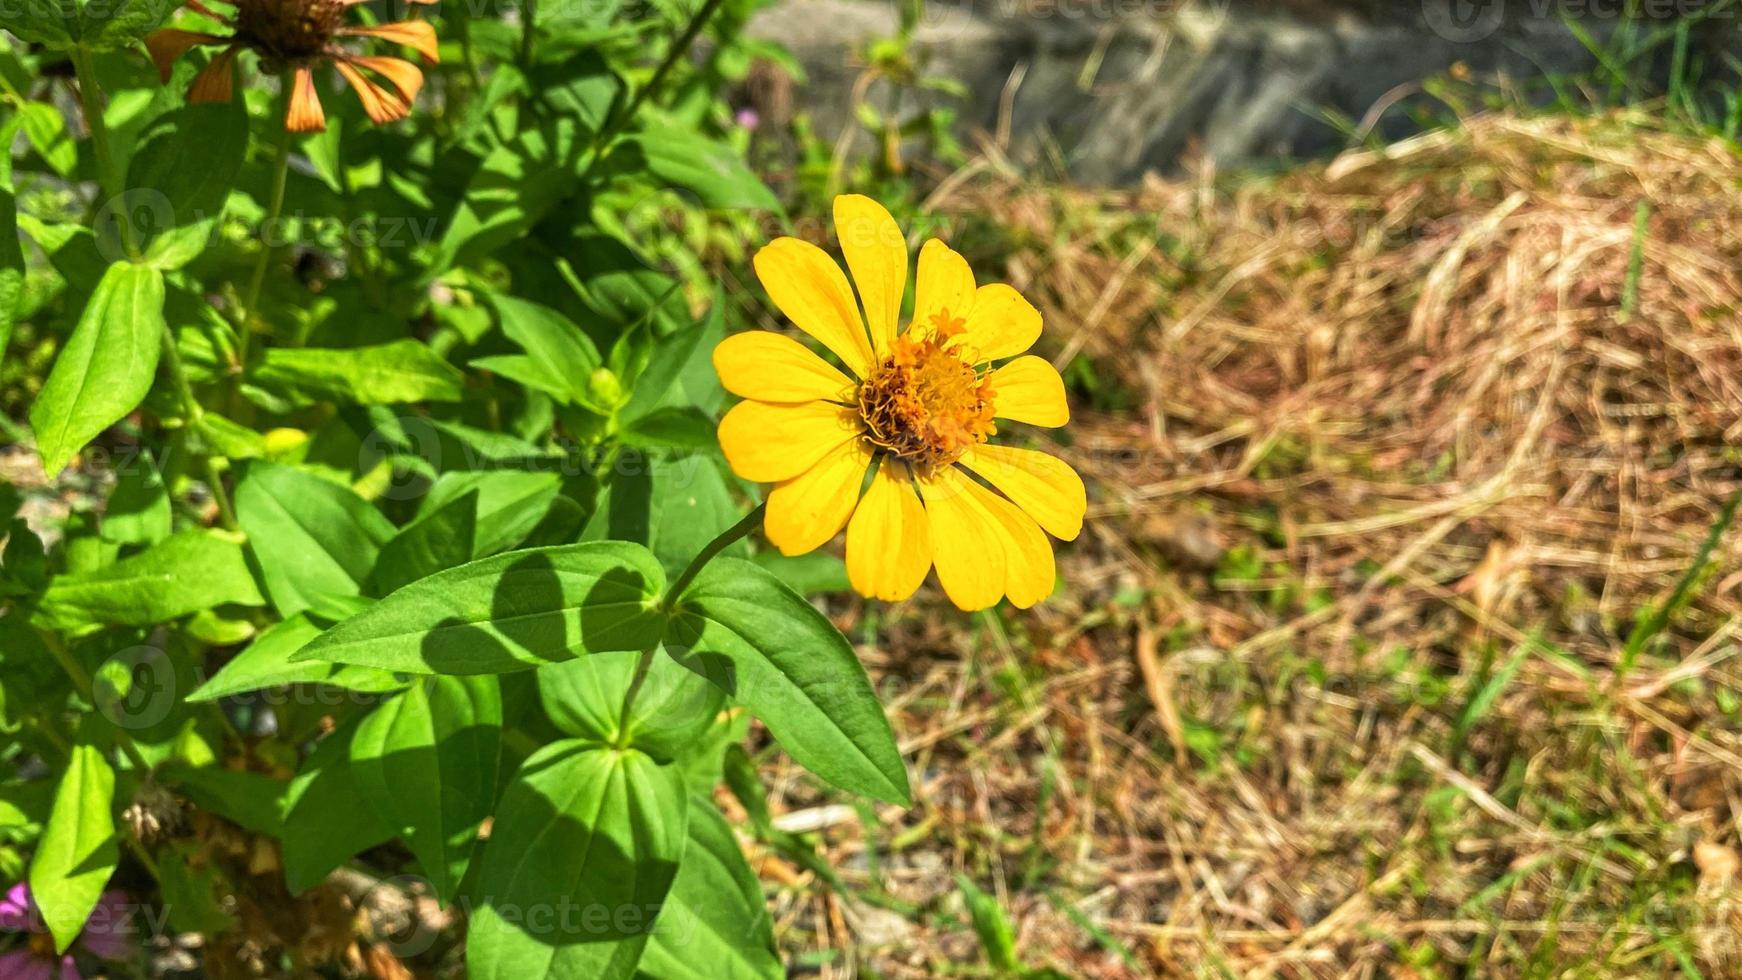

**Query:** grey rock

left=745, top=0, right=1685, bottom=183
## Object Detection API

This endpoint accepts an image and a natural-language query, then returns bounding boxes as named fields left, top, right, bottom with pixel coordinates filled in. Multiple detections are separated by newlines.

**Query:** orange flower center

left=236, top=0, right=344, bottom=65
left=857, top=320, right=995, bottom=469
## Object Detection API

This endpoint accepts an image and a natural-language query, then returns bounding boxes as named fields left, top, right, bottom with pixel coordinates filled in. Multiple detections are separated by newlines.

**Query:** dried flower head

left=145, top=0, right=439, bottom=133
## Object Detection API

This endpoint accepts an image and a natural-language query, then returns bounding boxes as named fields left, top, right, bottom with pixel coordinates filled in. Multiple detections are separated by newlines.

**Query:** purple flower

left=0, top=885, right=133, bottom=980
left=734, top=108, right=760, bottom=131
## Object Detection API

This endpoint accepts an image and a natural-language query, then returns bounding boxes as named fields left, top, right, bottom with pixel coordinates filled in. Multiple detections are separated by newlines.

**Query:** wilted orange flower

left=715, top=195, right=1087, bottom=611
left=145, top=0, right=438, bottom=133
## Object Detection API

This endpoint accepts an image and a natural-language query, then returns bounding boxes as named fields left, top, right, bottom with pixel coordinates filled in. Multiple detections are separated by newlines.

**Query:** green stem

left=590, top=0, right=729, bottom=154
left=1617, top=484, right=1742, bottom=678
left=662, top=500, right=765, bottom=609
left=161, top=326, right=240, bottom=531
left=518, top=0, right=538, bottom=68
left=615, top=500, right=766, bottom=742
left=43, top=637, right=153, bottom=774
left=69, top=46, right=131, bottom=256
left=236, top=89, right=294, bottom=376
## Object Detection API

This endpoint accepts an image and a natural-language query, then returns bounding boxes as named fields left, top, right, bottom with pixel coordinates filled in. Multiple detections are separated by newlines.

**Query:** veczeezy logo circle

left=93, top=188, right=175, bottom=264
left=93, top=645, right=178, bottom=730
left=1423, top=0, right=1505, bottom=43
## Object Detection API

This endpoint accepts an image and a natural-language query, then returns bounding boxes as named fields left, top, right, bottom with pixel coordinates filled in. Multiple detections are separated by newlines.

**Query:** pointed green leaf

left=33, top=529, right=265, bottom=629
left=28, top=741, right=117, bottom=953
left=280, top=717, right=397, bottom=894
left=30, top=262, right=165, bottom=477
left=187, top=614, right=404, bottom=702
left=537, top=650, right=723, bottom=761
left=252, top=340, right=463, bottom=406
left=352, top=675, right=501, bottom=902
left=236, top=463, right=396, bottom=616
left=372, top=489, right=479, bottom=594
left=667, top=558, right=909, bottom=804
left=101, top=450, right=170, bottom=545
left=292, top=542, right=666, bottom=674
left=638, top=800, right=781, bottom=980
left=468, top=742, right=687, bottom=980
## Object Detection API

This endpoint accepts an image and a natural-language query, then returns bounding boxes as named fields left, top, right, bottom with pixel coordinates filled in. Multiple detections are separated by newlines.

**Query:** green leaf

left=187, top=614, right=404, bottom=702
left=19, top=102, right=75, bottom=178
left=292, top=542, right=667, bottom=674
left=481, top=293, right=604, bottom=407
left=352, top=675, right=501, bottom=903
left=422, top=470, right=562, bottom=558
left=537, top=650, right=723, bottom=761
left=101, top=450, right=170, bottom=545
left=30, top=261, right=165, bottom=477
left=0, top=0, right=173, bottom=47
left=28, top=741, right=117, bottom=954
left=667, top=558, right=909, bottom=805
left=236, top=463, right=395, bottom=616
left=280, top=717, right=397, bottom=894
left=564, top=233, right=687, bottom=337
left=252, top=340, right=464, bottom=406
left=637, top=800, right=781, bottom=980
left=628, top=132, right=781, bottom=212
left=372, top=489, right=479, bottom=594
left=33, top=529, right=265, bottom=629
left=0, top=124, right=25, bottom=358
left=957, top=875, right=1020, bottom=972
left=122, top=99, right=248, bottom=269
left=617, top=301, right=720, bottom=424
left=158, top=763, right=286, bottom=836
left=432, top=121, right=584, bottom=275
left=618, top=406, right=716, bottom=450
left=468, top=742, right=688, bottom=980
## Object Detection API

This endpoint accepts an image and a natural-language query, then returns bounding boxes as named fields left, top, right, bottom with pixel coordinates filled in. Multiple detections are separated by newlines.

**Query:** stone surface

left=744, top=0, right=1669, bottom=183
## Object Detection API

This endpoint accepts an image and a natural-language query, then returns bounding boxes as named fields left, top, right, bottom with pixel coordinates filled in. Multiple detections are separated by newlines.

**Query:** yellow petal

left=833, top=195, right=906, bottom=359
left=713, top=331, right=854, bottom=403
left=958, top=444, right=1086, bottom=541
left=717, top=400, right=859, bottom=483
left=910, top=238, right=976, bottom=341
left=916, top=466, right=1008, bottom=611
left=976, top=483, right=1056, bottom=609
left=989, top=356, right=1068, bottom=427
left=846, top=461, right=932, bottom=601
left=959, top=283, right=1042, bottom=363
left=753, top=238, right=876, bottom=379
left=765, top=440, right=872, bottom=556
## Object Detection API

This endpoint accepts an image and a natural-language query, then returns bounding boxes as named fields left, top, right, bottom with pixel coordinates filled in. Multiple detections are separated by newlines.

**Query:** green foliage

left=0, top=0, right=914, bottom=971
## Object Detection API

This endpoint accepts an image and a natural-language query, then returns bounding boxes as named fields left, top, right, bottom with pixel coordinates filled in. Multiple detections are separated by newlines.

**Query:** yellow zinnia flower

left=715, top=195, right=1086, bottom=611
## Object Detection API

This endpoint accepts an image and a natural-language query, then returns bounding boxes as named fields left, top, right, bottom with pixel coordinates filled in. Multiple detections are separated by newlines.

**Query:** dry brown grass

left=752, top=111, right=1742, bottom=978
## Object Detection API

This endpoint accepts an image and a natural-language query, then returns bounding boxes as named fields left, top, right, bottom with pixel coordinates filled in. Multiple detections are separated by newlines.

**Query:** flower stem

left=235, top=89, right=294, bottom=380
left=591, top=0, right=728, bottom=153
left=615, top=501, right=766, bottom=743
left=42, top=635, right=153, bottom=774
left=662, top=500, right=765, bottom=609
left=69, top=46, right=132, bottom=257
left=160, top=325, right=240, bottom=531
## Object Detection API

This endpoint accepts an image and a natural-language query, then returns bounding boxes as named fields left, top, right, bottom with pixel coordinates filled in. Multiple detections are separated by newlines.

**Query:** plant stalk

left=235, top=87, right=295, bottom=376
left=591, top=0, right=729, bottom=153
left=615, top=501, right=765, bottom=742
left=69, top=46, right=132, bottom=256
left=43, top=638, right=153, bottom=774
left=160, top=326, right=240, bottom=531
